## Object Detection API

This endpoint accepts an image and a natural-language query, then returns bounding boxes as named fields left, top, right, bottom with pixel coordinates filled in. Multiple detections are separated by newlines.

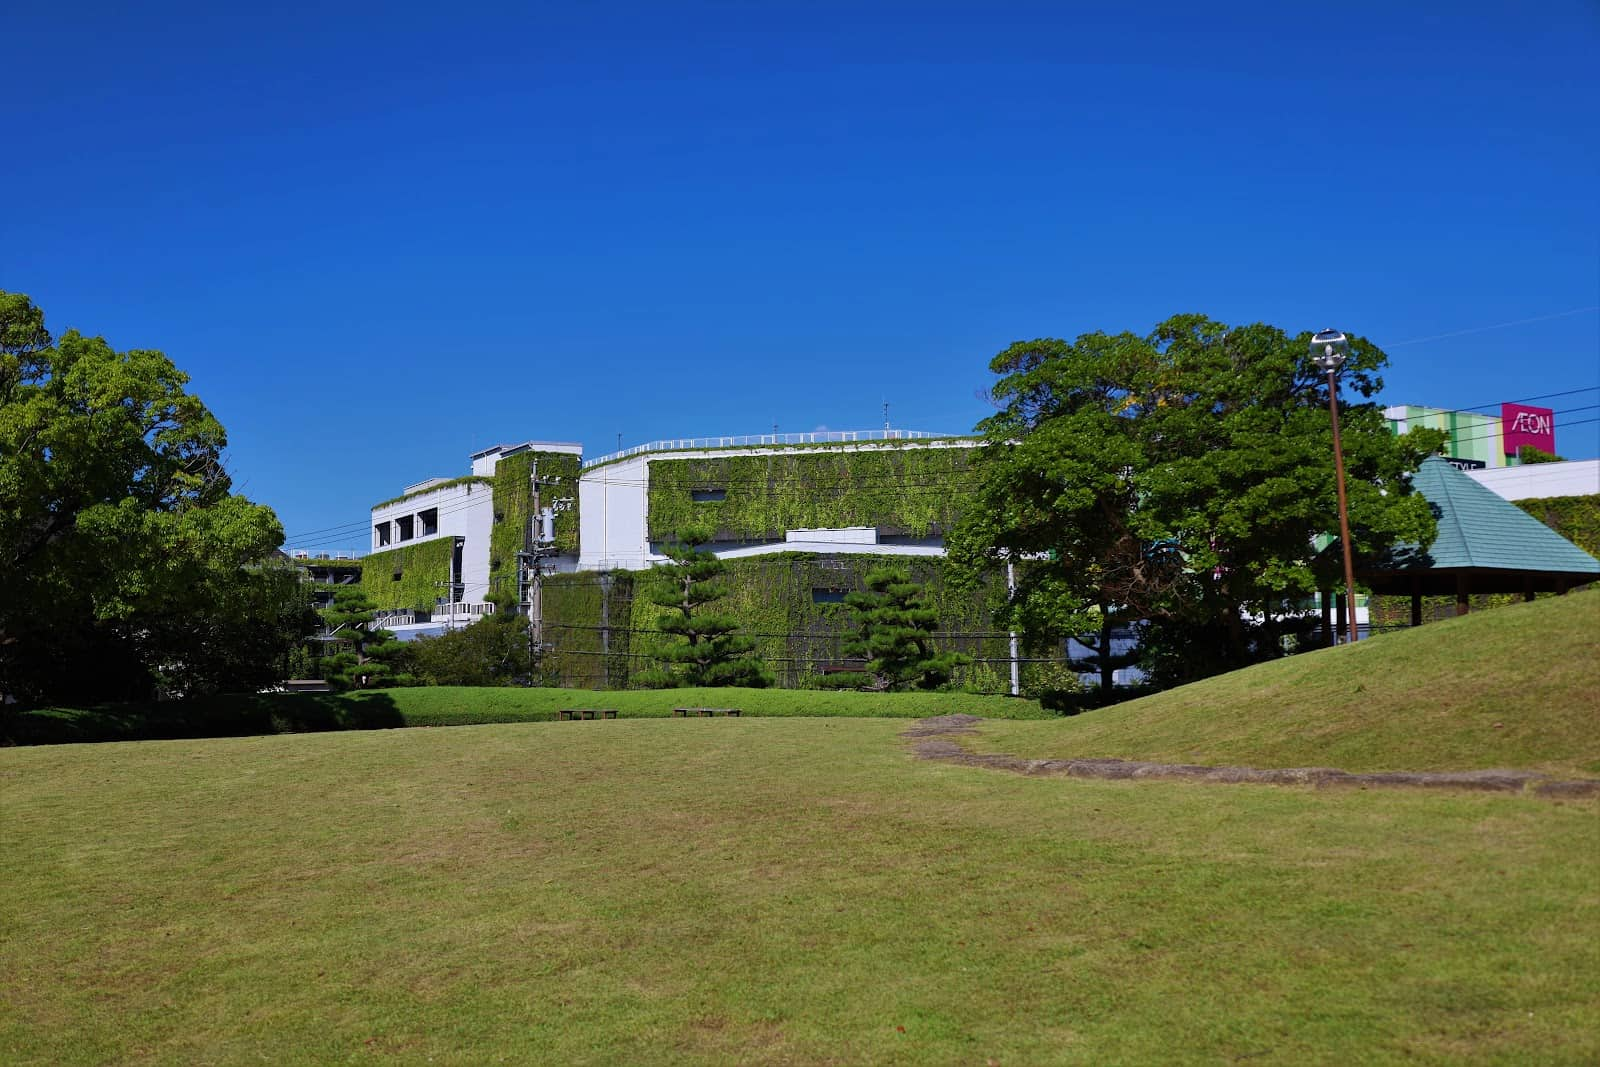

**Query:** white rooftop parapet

left=1467, top=459, right=1600, bottom=501
left=402, top=477, right=449, bottom=495
left=582, top=429, right=955, bottom=469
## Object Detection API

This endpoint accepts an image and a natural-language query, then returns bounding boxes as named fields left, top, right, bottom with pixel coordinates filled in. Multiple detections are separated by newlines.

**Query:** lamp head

left=1310, top=328, right=1350, bottom=373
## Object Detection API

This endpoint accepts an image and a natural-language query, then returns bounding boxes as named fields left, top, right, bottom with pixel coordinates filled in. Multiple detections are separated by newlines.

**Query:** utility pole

left=434, top=580, right=455, bottom=631
left=516, top=457, right=574, bottom=684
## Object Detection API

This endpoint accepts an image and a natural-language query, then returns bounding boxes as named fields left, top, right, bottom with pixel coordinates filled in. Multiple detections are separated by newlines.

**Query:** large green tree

left=832, top=567, right=970, bottom=691
left=0, top=291, right=309, bottom=703
left=949, top=314, right=1446, bottom=688
left=639, top=526, right=771, bottom=689
left=407, top=609, right=532, bottom=687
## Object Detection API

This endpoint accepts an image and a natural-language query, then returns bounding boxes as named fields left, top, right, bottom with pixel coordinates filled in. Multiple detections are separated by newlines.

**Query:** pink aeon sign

left=1502, top=402, right=1556, bottom=456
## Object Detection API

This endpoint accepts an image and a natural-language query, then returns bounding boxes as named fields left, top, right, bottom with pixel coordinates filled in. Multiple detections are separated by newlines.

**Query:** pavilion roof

left=1357, top=457, right=1599, bottom=595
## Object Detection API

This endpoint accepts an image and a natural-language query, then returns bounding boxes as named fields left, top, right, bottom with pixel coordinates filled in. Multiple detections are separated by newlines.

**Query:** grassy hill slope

left=974, top=593, right=1600, bottom=776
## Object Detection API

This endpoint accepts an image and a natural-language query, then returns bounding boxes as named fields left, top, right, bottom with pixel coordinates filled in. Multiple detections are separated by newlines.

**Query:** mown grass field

left=973, top=594, right=1600, bottom=778
left=5, top=686, right=1047, bottom=746
left=4, top=713, right=1598, bottom=1064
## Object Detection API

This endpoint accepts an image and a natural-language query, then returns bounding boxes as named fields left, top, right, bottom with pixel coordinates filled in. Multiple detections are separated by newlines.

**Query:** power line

left=1392, top=385, right=1598, bottom=420
left=1384, top=305, right=1599, bottom=347
left=1426, top=409, right=1599, bottom=449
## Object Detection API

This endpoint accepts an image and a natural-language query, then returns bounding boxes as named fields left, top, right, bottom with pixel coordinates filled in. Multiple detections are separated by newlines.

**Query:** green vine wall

left=359, top=538, right=456, bottom=613
left=1513, top=494, right=1600, bottom=559
left=540, top=571, right=636, bottom=688
left=617, top=553, right=1014, bottom=690
left=646, top=445, right=979, bottom=542
left=487, top=451, right=582, bottom=593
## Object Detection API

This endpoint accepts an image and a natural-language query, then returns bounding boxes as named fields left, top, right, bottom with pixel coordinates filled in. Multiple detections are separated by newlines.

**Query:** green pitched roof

left=1363, top=457, right=1600, bottom=591
left=1412, top=457, right=1599, bottom=574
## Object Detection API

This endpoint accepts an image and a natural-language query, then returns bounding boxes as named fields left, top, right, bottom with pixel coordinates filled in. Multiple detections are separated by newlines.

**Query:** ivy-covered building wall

left=1513, top=494, right=1600, bottom=560
left=539, top=570, right=636, bottom=689
left=645, top=442, right=978, bottom=543
left=360, top=538, right=456, bottom=613
left=487, top=449, right=582, bottom=599
left=532, top=553, right=1034, bottom=692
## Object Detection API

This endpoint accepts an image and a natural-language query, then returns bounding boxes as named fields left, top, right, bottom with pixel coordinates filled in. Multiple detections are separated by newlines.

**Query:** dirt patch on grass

left=904, top=716, right=1600, bottom=799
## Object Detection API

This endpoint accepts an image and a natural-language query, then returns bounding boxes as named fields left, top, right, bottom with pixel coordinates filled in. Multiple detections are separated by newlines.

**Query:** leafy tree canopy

left=0, top=291, right=310, bottom=703
left=1517, top=445, right=1565, bottom=464
left=408, top=609, right=532, bottom=687
left=949, top=314, right=1446, bottom=683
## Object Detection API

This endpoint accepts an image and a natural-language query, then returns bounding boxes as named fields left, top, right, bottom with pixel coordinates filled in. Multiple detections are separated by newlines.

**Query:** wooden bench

left=559, top=709, right=618, bottom=720
left=673, top=707, right=743, bottom=717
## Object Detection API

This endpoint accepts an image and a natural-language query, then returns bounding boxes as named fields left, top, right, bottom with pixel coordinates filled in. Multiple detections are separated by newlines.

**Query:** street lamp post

left=1311, top=329, right=1359, bottom=645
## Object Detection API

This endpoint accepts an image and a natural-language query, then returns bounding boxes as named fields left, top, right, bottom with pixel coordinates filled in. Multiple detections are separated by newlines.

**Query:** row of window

left=374, top=508, right=440, bottom=547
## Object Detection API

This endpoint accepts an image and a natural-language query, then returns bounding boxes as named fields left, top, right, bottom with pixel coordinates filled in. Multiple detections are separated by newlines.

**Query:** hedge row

left=3, top=686, right=1048, bottom=745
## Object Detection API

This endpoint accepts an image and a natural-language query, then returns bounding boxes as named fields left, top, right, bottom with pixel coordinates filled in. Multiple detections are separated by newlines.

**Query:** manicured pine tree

left=321, top=588, right=412, bottom=690
left=839, top=567, right=970, bottom=691
left=641, top=526, right=770, bottom=688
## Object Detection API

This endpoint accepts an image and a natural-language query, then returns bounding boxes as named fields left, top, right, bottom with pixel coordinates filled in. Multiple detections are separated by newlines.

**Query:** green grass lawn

left=3, top=717, right=1597, bottom=1064
left=5, top=686, right=1047, bottom=746
left=973, top=593, right=1600, bottom=778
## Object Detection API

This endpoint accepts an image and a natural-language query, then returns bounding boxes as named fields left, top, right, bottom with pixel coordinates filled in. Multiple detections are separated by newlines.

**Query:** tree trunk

left=1099, top=613, right=1114, bottom=695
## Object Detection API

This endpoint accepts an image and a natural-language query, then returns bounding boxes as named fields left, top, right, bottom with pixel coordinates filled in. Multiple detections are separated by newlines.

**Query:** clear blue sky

left=12, top=1, right=1599, bottom=551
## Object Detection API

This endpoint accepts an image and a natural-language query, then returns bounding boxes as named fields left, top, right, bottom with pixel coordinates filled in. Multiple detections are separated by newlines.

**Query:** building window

left=392, top=569, right=403, bottom=582
left=691, top=488, right=727, bottom=503
left=374, top=522, right=391, bottom=547
left=419, top=508, right=438, bottom=536
left=811, top=588, right=848, bottom=604
left=396, top=515, right=414, bottom=541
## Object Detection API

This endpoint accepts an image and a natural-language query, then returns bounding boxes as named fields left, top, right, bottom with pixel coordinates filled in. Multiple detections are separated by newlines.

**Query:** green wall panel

left=646, top=445, right=978, bottom=543
left=359, top=538, right=456, bottom=613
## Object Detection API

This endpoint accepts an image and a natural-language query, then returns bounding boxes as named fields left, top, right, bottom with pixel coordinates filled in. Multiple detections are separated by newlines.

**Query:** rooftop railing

left=581, top=429, right=959, bottom=469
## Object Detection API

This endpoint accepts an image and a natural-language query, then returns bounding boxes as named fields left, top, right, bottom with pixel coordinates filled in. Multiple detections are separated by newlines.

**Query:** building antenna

left=883, top=400, right=890, bottom=431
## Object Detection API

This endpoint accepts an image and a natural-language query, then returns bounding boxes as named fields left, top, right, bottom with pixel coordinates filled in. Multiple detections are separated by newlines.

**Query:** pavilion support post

left=1456, top=573, right=1471, bottom=617
left=1410, top=577, right=1422, bottom=628
left=1557, top=577, right=1569, bottom=596
left=1524, top=575, right=1536, bottom=604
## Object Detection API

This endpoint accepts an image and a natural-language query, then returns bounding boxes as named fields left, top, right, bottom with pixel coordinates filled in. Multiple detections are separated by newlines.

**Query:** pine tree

left=838, top=567, right=969, bottom=691
left=640, top=526, right=770, bottom=688
left=321, top=588, right=412, bottom=691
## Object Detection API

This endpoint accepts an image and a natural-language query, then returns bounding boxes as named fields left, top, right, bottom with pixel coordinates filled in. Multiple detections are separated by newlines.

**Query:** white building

left=577, top=431, right=972, bottom=571
left=368, top=441, right=582, bottom=636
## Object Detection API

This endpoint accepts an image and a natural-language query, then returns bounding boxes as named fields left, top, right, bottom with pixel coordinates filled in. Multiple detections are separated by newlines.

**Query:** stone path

left=904, top=715, right=1600, bottom=799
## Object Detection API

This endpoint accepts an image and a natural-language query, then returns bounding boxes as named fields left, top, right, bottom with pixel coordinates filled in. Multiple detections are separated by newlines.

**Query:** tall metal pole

left=527, top=459, right=542, bottom=680
left=1326, top=368, right=1360, bottom=644
left=534, top=460, right=547, bottom=659
left=1006, top=558, right=1020, bottom=696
